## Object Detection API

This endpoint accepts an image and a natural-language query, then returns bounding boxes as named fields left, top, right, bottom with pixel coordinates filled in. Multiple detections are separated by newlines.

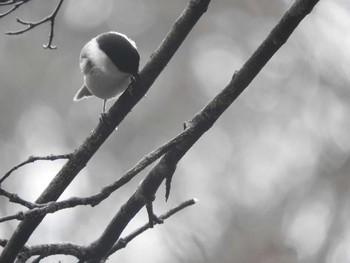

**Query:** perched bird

left=73, top=31, right=140, bottom=114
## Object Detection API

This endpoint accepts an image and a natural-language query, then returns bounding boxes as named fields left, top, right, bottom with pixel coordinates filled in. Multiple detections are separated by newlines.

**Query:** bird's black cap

left=97, top=32, right=140, bottom=76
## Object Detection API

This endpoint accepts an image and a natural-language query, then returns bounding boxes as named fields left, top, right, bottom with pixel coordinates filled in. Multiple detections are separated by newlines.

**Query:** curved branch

left=0, top=0, right=29, bottom=17
left=0, top=153, right=72, bottom=185
left=0, top=1, right=16, bottom=6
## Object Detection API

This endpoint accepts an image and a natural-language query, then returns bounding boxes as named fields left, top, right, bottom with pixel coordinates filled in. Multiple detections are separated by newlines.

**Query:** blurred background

left=0, top=0, right=350, bottom=262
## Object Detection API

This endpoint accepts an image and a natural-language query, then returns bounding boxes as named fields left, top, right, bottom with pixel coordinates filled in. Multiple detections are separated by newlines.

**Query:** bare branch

left=85, top=153, right=179, bottom=262
left=0, top=213, right=23, bottom=223
left=0, top=187, right=40, bottom=209
left=0, top=153, right=72, bottom=185
left=18, top=243, right=85, bottom=263
left=0, top=1, right=15, bottom=6
left=107, top=198, right=198, bottom=256
left=4, top=0, right=64, bottom=49
left=82, top=0, right=321, bottom=261
left=0, top=130, right=194, bottom=224
left=0, top=0, right=28, bottom=17
left=43, top=0, right=64, bottom=49
left=0, top=199, right=196, bottom=262
left=0, top=0, right=212, bottom=260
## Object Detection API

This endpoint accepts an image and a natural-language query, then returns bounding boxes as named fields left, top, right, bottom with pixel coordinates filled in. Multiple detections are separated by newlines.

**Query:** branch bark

left=0, top=199, right=196, bottom=262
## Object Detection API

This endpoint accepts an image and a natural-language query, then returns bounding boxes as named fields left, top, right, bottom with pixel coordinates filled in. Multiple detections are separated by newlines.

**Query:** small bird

left=73, top=31, right=140, bottom=114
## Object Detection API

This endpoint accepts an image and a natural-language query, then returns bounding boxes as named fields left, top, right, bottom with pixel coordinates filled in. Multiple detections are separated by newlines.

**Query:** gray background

left=0, top=0, right=350, bottom=262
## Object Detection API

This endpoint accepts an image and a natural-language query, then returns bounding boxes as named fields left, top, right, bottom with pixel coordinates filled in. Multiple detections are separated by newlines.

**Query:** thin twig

left=96, top=128, right=192, bottom=202
left=0, top=1, right=16, bottom=6
left=0, top=214, right=21, bottom=223
left=0, top=132, right=187, bottom=222
left=0, top=187, right=40, bottom=209
left=0, top=0, right=28, bottom=17
left=0, top=153, right=72, bottom=185
left=43, top=0, right=64, bottom=49
left=5, top=0, right=64, bottom=49
left=107, top=198, right=198, bottom=256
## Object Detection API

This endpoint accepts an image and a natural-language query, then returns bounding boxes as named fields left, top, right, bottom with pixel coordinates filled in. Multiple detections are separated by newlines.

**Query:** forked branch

left=1, top=0, right=64, bottom=49
left=0, top=199, right=197, bottom=262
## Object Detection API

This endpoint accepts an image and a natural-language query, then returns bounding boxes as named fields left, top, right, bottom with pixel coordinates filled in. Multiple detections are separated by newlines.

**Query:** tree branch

left=0, top=0, right=29, bottom=18
left=0, top=199, right=196, bottom=262
left=0, top=129, right=196, bottom=224
left=106, top=198, right=198, bottom=256
left=0, top=0, right=211, bottom=261
left=81, top=0, right=321, bottom=261
left=0, top=154, right=72, bottom=185
left=0, top=187, right=40, bottom=209
left=3, top=0, right=64, bottom=49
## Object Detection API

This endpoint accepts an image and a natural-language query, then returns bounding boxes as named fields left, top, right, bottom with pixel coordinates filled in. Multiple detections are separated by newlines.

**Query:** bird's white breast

left=80, top=39, right=132, bottom=100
